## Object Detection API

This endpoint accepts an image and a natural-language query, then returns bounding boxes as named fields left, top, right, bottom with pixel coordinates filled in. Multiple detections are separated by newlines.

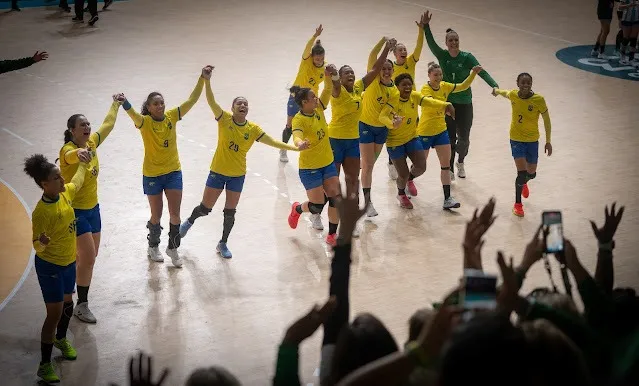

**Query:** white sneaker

left=165, top=247, right=183, bottom=268
left=366, top=202, right=379, bottom=217
left=74, top=302, right=97, bottom=323
left=387, top=162, right=398, bottom=180
left=597, top=52, right=606, bottom=60
left=279, top=149, right=289, bottom=163
left=443, top=196, right=461, bottom=209
left=620, top=57, right=630, bottom=65
left=310, top=213, right=324, bottom=230
left=147, top=246, right=164, bottom=262
left=456, top=162, right=466, bottom=178
left=450, top=170, right=456, bottom=181
left=590, top=49, right=598, bottom=57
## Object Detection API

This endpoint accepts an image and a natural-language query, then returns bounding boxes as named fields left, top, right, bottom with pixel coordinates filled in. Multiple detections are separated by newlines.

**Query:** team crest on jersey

left=244, top=133, right=249, bottom=140
left=404, top=65, right=408, bottom=69
left=376, top=96, right=383, bottom=102
left=167, top=122, right=173, bottom=130
left=411, top=103, right=415, bottom=109
left=528, top=105, right=533, bottom=111
left=316, top=115, right=321, bottom=120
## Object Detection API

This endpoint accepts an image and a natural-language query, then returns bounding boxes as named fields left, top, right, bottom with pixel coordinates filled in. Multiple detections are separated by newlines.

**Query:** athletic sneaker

left=165, top=248, right=183, bottom=267
left=513, top=203, right=525, bottom=217
left=147, top=246, right=164, bottom=262
left=59, top=4, right=71, bottom=12
left=325, top=233, right=337, bottom=247
left=310, top=213, right=324, bottom=230
left=598, top=52, right=607, bottom=60
left=103, top=0, right=114, bottom=9
left=288, top=202, right=301, bottom=228
left=456, top=162, right=466, bottom=178
left=620, top=57, right=630, bottom=65
left=406, top=180, right=418, bottom=196
left=398, top=194, right=413, bottom=209
left=88, top=15, right=99, bottom=26
left=591, top=49, right=598, bottom=57
left=216, top=242, right=232, bottom=259
left=37, top=362, right=60, bottom=383
left=366, top=202, right=379, bottom=217
left=179, top=220, right=193, bottom=238
left=388, top=162, right=398, bottom=180
left=450, top=170, right=455, bottom=182
left=522, top=183, right=530, bottom=199
left=74, top=302, right=97, bottom=324
left=279, top=150, right=289, bottom=163
left=72, top=17, right=84, bottom=23
left=53, top=338, right=77, bottom=360
left=443, top=196, right=461, bottom=209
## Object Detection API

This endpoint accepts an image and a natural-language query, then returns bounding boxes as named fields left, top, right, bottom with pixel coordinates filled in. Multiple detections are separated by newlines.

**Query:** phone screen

left=543, top=211, right=564, bottom=253
left=462, top=272, right=497, bottom=310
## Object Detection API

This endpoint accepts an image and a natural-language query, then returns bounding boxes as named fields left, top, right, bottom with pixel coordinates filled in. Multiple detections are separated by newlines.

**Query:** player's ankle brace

left=146, top=221, right=162, bottom=247
left=168, top=223, right=180, bottom=249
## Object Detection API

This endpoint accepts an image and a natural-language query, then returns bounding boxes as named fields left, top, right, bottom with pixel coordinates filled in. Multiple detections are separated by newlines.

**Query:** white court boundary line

left=2, top=128, right=33, bottom=146
left=0, top=177, right=35, bottom=312
left=394, top=0, right=579, bottom=45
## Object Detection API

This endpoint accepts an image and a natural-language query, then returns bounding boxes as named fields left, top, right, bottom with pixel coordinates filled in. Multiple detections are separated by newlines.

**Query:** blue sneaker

left=179, top=220, right=193, bottom=238
left=216, top=242, right=232, bottom=259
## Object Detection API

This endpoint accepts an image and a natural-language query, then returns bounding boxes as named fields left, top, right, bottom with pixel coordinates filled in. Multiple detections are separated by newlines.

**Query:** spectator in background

left=0, top=51, right=48, bottom=74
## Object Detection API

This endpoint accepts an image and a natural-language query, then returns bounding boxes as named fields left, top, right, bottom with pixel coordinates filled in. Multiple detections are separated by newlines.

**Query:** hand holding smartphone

left=542, top=211, right=564, bottom=254
left=460, top=269, right=498, bottom=310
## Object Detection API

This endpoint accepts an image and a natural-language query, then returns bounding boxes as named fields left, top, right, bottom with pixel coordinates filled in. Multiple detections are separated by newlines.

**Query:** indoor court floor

left=0, top=0, right=638, bottom=384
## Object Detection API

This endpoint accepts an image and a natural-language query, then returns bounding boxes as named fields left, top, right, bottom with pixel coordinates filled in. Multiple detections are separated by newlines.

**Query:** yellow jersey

left=292, top=35, right=326, bottom=94
left=498, top=89, right=549, bottom=143
left=292, top=108, right=333, bottom=170
left=59, top=135, right=100, bottom=210
left=210, top=111, right=266, bottom=177
left=360, top=77, right=399, bottom=128
left=31, top=183, right=79, bottom=266
left=137, top=107, right=182, bottom=177
left=393, top=59, right=418, bottom=90
left=418, top=72, right=476, bottom=136
left=328, top=79, right=365, bottom=139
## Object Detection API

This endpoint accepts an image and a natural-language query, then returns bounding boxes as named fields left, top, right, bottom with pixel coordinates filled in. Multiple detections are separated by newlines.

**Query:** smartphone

left=542, top=211, right=564, bottom=253
left=460, top=270, right=498, bottom=310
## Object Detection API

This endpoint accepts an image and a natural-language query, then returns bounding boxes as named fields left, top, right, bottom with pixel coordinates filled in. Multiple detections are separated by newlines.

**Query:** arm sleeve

left=272, top=344, right=301, bottom=386
left=95, top=101, right=120, bottom=146
left=177, top=76, right=205, bottom=118
left=540, top=99, right=551, bottom=143
left=124, top=104, right=145, bottom=129
left=379, top=103, right=395, bottom=129
left=301, top=34, right=317, bottom=60
left=32, top=212, right=47, bottom=253
left=319, top=77, right=333, bottom=110
left=424, top=25, right=446, bottom=59
left=0, top=57, right=35, bottom=74
left=494, top=88, right=510, bottom=98
left=256, top=132, right=299, bottom=151
left=368, top=37, right=386, bottom=72
left=204, top=79, right=224, bottom=120
left=412, top=25, right=425, bottom=62
left=67, top=163, right=88, bottom=201
left=467, top=53, right=499, bottom=88
left=414, top=91, right=449, bottom=109
left=63, top=148, right=80, bottom=164
left=292, top=126, right=305, bottom=147
left=451, top=72, right=477, bottom=93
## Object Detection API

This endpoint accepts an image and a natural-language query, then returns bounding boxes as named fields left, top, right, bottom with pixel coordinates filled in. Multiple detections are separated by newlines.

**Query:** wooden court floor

left=0, top=0, right=638, bottom=384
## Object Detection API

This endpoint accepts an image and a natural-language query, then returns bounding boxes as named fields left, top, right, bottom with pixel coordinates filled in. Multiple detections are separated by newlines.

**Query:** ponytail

left=65, top=114, right=83, bottom=144
left=64, top=129, right=73, bottom=143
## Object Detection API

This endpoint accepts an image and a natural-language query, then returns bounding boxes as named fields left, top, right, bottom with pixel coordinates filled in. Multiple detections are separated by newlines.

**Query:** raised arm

left=256, top=132, right=300, bottom=151
left=362, top=39, right=395, bottom=89
left=177, top=74, right=206, bottom=118
left=412, top=14, right=426, bottom=62
left=66, top=162, right=88, bottom=202
left=0, top=51, right=47, bottom=74
left=319, top=66, right=336, bottom=110
left=492, top=88, right=510, bottom=98
left=423, top=12, right=446, bottom=60
left=203, top=67, right=224, bottom=120
left=413, top=91, right=450, bottom=109
left=467, top=53, right=499, bottom=88
left=94, top=99, right=122, bottom=147
left=122, top=97, right=145, bottom=129
left=451, top=69, right=479, bottom=94
left=367, top=37, right=387, bottom=72
left=302, top=25, right=323, bottom=60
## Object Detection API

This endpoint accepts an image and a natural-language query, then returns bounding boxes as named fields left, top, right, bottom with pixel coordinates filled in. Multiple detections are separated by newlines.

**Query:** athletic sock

left=77, top=285, right=89, bottom=305
left=408, top=173, right=415, bottom=181
left=328, top=222, right=338, bottom=235
left=363, top=187, right=371, bottom=202
left=55, top=302, right=74, bottom=340
left=41, top=342, right=54, bottom=364
left=443, top=185, right=451, bottom=200
left=398, top=188, right=406, bottom=196
left=295, top=205, right=303, bottom=214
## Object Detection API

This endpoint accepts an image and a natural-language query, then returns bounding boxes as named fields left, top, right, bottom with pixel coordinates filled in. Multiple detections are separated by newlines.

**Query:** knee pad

left=197, top=203, right=212, bottom=217
left=147, top=221, right=162, bottom=247
left=308, top=202, right=325, bottom=214
left=223, top=208, right=236, bottom=218
left=516, top=171, right=527, bottom=186
left=441, top=166, right=450, bottom=171
left=168, top=223, right=181, bottom=249
left=527, top=172, right=537, bottom=181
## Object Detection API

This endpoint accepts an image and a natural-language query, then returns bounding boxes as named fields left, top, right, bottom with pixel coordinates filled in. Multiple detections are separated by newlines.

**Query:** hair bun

left=315, top=39, right=322, bottom=46
left=427, top=61, right=436, bottom=67
left=446, top=28, right=455, bottom=33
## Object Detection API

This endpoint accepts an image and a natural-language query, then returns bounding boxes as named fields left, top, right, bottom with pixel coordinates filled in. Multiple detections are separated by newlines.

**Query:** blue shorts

left=287, top=94, right=300, bottom=117
left=299, top=163, right=338, bottom=190
left=387, top=138, right=423, bottom=160
left=329, top=138, right=360, bottom=164
left=142, top=170, right=183, bottom=195
left=74, top=204, right=102, bottom=236
left=359, top=122, right=388, bottom=145
left=35, top=256, right=76, bottom=304
left=510, top=140, right=539, bottom=164
left=419, top=131, right=451, bottom=149
left=206, top=171, right=246, bottom=192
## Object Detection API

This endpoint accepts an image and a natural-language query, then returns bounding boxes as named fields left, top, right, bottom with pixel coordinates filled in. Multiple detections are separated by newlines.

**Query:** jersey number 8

left=228, top=141, right=240, bottom=152
left=163, top=140, right=169, bottom=148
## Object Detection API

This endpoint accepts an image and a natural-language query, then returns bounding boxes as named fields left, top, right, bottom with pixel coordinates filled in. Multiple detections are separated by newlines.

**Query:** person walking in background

left=73, top=0, right=99, bottom=26
left=1, top=51, right=48, bottom=74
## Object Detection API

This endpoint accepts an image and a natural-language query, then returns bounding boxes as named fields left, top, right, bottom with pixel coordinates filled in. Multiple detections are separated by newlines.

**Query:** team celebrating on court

left=22, top=10, right=553, bottom=383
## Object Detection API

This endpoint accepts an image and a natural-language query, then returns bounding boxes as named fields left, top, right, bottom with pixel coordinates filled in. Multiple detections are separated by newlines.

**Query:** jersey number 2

left=228, top=141, right=239, bottom=152
left=355, top=101, right=360, bottom=110
left=518, top=115, right=523, bottom=124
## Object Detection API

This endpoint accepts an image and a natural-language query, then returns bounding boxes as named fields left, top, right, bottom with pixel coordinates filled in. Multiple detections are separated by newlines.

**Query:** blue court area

left=556, top=45, right=639, bottom=81
left=0, top=0, right=123, bottom=9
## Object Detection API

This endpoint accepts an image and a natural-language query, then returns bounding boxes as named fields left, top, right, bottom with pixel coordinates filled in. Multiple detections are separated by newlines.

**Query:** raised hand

left=201, top=65, right=214, bottom=80
left=416, top=12, right=428, bottom=28
left=496, top=251, right=518, bottom=315
left=491, top=88, right=498, bottom=97
left=445, top=104, right=455, bottom=119
left=463, top=197, right=497, bottom=270
left=33, top=51, right=49, bottom=62
left=38, top=232, right=50, bottom=246
left=520, top=224, right=545, bottom=272
left=282, top=297, right=336, bottom=345
left=77, top=148, right=92, bottom=163
left=388, top=38, right=398, bottom=50
left=129, top=352, right=169, bottom=386
left=590, top=203, right=624, bottom=243
left=424, top=11, right=433, bottom=25
left=325, top=64, right=337, bottom=77
left=544, top=143, right=553, bottom=156
left=113, top=93, right=126, bottom=104
left=392, top=114, right=403, bottom=129
left=314, top=24, right=323, bottom=38
left=472, top=65, right=483, bottom=74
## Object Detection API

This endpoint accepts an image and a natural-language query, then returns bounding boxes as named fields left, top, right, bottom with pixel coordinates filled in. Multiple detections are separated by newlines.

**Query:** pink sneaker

left=397, top=194, right=413, bottom=209
left=288, top=202, right=301, bottom=229
left=325, top=233, right=337, bottom=247
left=406, top=180, right=418, bottom=196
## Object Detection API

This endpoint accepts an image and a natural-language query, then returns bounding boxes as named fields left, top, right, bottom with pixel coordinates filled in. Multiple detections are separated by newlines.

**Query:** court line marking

left=394, top=0, right=579, bottom=45
left=2, top=128, right=33, bottom=146
left=0, top=177, right=35, bottom=312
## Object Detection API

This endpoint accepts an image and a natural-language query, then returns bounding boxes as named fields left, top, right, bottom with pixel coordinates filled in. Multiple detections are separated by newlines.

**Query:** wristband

left=122, top=100, right=132, bottom=110
left=598, top=240, right=615, bottom=251
left=406, top=341, right=431, bottom=368
left=331, top=74, right=339, bottom=81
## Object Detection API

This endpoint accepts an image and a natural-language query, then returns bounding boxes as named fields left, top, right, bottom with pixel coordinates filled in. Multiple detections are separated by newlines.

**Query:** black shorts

left=597, top=1, right=614, bottom=20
